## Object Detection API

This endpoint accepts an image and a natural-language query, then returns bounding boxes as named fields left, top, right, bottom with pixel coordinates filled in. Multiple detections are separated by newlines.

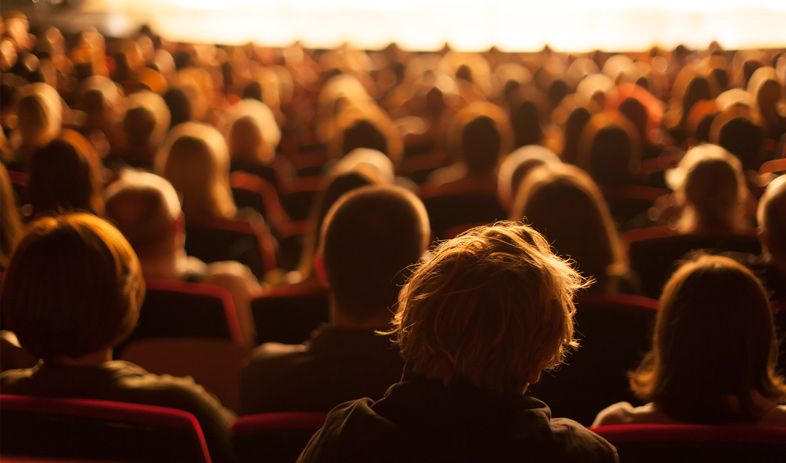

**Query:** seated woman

left=513, top=163, right=634, bottom=295
left=0, top=213, right=235, bottom=462
left=594, top=254, right=786, bottom=426
left=225, top=98, right=285, bottom=191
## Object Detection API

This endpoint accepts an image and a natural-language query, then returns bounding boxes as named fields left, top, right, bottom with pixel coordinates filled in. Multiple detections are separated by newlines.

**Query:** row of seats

left=3, top=394, right=785, bottom=463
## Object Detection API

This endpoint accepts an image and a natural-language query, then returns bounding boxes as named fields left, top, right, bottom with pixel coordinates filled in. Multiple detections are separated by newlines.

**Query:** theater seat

left=528, top=294, right=658, bottom=425
left=0, top=394, right=211, bottom=463
left=591, top=424, right=786, bottom=463
left=120, top=337, right=249, bottom=412
left=121, top=279, right=245, bottom=349
left=232, top=411, right=327, bottom=463
left=279, top=177, right=322, bottom=222
left=251, top=283, right=329, bottom=344
left=626, top=231, right=761, bottom=297
left=185, top=217, right=278, bottom=280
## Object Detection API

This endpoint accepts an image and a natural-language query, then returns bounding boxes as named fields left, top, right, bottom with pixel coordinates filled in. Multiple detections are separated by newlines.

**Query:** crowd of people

left=1, top=10, right=786, bottom=461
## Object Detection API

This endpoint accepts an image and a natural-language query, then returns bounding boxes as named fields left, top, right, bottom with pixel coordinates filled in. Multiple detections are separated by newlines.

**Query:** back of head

left=226, top=99, right=280, bottom=165
left=513, top=164, right=623, bottom=289
left=157, top=122, right=236, bottom=221
left=578, top=113, right=641, bottom=185
left=15, top=82, right=61, bottom=153
left=631, top=254, right=785, bottom=423
left=123, top=91, right=170, bottom=149
left=462, top=115, right=502, bottom=176
left=27, top=130, right=104, bottom=217
left=1, top=213, right=144, bottom=361
left=339, top=118, right=389, bottom=158
left=105, top=171, right=181, bottom=257
left=710, top=108, right=765, bottom=171
left=509, top=98, right=543, bottom=148
left=669, top=144, right=747, bottom=233
left=162, top=86, right=192, bottom=129
left=321, top=185, right=429, bottom=324
left=390, top=222, right=586, bottom=396
left=758, top=175, right=786, bottom=263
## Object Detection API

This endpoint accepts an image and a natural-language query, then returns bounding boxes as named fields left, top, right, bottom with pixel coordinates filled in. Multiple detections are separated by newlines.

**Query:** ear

left=314, top=253, right=329, bottom=288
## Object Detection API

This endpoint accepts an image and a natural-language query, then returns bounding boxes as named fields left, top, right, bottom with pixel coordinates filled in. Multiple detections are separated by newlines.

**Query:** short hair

left=162, top=86, right=192, bottom=128
left=758, top=175, right=786, bottom=261
left=578, top=112, right=642, bottom=185
left=710, top=107, right=765, bottom=171
left=123, top=91, right=170, bottom=148
left=389, top=222, right=587, bottom=396
left=15, top=82, right=61, bottom=153
left=446, top=102, right=512, bottom=175
left=1, top=213, right=145, bottom=360
left=27, top=130, right=104, bottom=217
left=630, top=254, right=786, bottom=423
left=105, top=171, right=181, bottom=255
left=321, top=185, right=429, bottom=322
left=226, top=99, right=280, bottom=165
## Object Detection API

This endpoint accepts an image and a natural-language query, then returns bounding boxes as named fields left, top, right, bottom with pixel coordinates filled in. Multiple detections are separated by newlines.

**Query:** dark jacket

left=297, top=374, right=618, bottom=463
left=240, top=325, right=403, bottom=414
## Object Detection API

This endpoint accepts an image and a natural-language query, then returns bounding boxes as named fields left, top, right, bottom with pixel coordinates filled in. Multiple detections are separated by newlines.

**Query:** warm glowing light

left=93, top=0, right=786, bottom=51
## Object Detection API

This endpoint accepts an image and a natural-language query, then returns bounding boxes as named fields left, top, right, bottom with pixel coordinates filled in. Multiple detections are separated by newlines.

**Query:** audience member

left=26, top=129, right=104, bottom=218
left=241, top=185, right=429, bottom=413
left=513, top=163, right=632, bottom=294
left=0, top=213, right=235, bottom=462
left=0, top=163, right=22, bottom=270
left=594, top=254, right=786, bottom=425
left=298, top=222, right=616, bottom=462
left=105, top=170, right=261, bottom=345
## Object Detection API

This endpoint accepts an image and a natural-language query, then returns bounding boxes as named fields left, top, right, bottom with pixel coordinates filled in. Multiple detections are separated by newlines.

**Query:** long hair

left=629, top=255, right=786, bottom=423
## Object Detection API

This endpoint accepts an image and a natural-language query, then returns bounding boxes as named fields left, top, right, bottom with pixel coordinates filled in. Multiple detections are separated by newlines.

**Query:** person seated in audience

left=105, top=170, right=261, bottom=346
left=225, top=98, right=285, bottom=190
left=296, top=167, right=383, bottom=286
left=156, top=121, right=242, bottom=222
left=594, top=254, right=786, bottom=426
left=425, top=102, right=512, bottom=195
left=109, top=90, right=171, bottom=171
left=162, top=86, right=193, bottom=129
left=497, top=144, right=560, bottom=213
left=755, top=175, right=786, bottom=306
left=297, top=222, right=617, bottom=462
left=26, top=129, right=105, bottom=218
left=76, top=75, right=125, bottom=156
left=661, top=143, right=752, bottom=234
left=0, top=163, right=22, bottom=270
left=0, top=213, right=235, bottom=462
left=8, top=82, right=62, bottom=170
left=513, top=163, right=634, bottom=295
left=577, top=112, right=642, bottom=186
left=240, top=185, right=430, bottom=414
left=710, top=105, right=767, bottom=173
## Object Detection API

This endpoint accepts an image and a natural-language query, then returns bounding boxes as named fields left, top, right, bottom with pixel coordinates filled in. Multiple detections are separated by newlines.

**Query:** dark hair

left=340, top=119, right=389, bottom=157
left=321, top=185, right=429, bottom=322
left=462, top=115, right=502, bottom=175
left=27, top=131, right=104, bottom=217
left=1, top=213, right=145, bottom=361
left=509, top=99, right=543, bottom=148
left=630, top=255, right=786, bottom=423
left=162, top=86, right=192, bottom=129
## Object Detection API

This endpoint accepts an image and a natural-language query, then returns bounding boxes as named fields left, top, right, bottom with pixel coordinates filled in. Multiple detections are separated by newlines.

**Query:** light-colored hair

left=577, top=112, right=642, bottom=185
left=630, top=254, right=786, bottom=423
left=14, top=82, right=62, bottom=157
left=225, top=98, right=280, bottom=165
left=1, top=213, right=144, bottom=360
left=758, top=175, right=786, bottom=262
left=388, top=221, right=588, bottom=396
left=124, top=90, right=171, bottom=148
left=666, top=144, right=749, bottom=234
left=497, top=145, right=560, bottom=212
left=156, top=122, right=237, bottom=221
left=105, top=170, right=181, bottom=256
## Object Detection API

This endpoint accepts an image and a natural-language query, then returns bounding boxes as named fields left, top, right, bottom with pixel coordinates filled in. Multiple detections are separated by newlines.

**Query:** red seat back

left=591, top=424, right=786, bottom=463
left=0, top=394, right=211, bottom=463
left=232, top=411, right=327, bottom=463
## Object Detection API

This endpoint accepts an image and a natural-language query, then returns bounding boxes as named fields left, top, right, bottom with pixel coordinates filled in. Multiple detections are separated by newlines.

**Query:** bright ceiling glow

left=94, top=0, right=786, bottom=51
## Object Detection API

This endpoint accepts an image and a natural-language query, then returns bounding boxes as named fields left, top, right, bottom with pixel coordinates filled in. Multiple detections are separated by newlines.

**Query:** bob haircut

left=156, top=122, right=237, bottom=221
left=27, top=129, right=105, bottom=217
left=389, top=221, right=587, bottom=396
left=630, top=254, right=786, bottom=423
left=512, top=163, right=626, bottom=292
left=1, top=213, right=145, bottom=361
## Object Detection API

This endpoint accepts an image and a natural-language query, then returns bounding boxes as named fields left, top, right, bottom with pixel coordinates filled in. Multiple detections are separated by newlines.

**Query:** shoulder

left=592, top=401, right=672, bottom=426
left=760, top=404, right=786, bottom=426
left=241, top=342, right=309, bottom=387
left=548, top=417, right=619, bottom=463
left=0, top=367, right=36, bottom=390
